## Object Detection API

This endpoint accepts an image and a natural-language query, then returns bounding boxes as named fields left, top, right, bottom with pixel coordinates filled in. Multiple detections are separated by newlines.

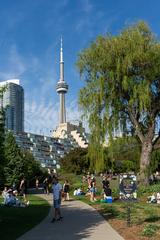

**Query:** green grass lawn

left=66, top=173, right=160, bottom=239
left=74, top=193, right=160, bottom=238
left=0, top=195, right=50, bottom=240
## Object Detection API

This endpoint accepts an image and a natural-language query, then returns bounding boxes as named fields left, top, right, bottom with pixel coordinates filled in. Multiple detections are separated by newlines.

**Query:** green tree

left=22, top=150, right=44, bottom=184
left=4, top=132, right=43, bottom=186
left=0, top=87, right=6, bottom=185
left=4, top=132, right=24, bottom=185
left=107, top=136, right=141, bottom=173
left=60, top=148, right=89, bottom=174
left=77, top=21, right=160, bottom=185
left=150, top=149, right=160, bottom=173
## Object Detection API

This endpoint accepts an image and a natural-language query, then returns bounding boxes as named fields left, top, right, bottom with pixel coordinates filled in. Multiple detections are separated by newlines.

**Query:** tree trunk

left=139, top=141, right=153, bottom=185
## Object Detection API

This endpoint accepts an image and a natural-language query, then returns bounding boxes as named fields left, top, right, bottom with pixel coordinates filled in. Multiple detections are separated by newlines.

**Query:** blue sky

left=0, top=0, right=160, bottom=135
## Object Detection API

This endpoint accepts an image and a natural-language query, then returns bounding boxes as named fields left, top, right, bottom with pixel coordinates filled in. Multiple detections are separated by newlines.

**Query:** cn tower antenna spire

left=60, top=36, right=63, bottom=63
left=56, top=37, right=68, bottom=124
left=59, top=36, right=64, bottom=82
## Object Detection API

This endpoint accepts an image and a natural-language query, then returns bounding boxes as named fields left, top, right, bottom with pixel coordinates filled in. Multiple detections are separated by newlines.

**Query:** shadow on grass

left=17, top=199, right=114, bottom=240
left=0, top=195, right=50, bottom=240
left=144, top=215, right=160, bottom=222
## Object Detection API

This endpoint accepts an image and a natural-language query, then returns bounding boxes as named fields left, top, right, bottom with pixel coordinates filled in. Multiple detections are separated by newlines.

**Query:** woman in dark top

left=19, top=177, right=28, bottom=203
left=104, top=186, right=112, bottom=197
left=63, top=180, right=70, bottom=201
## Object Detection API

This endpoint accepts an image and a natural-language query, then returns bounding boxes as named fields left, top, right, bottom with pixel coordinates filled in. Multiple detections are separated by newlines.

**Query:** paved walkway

left=18, top=194, right=124, bottom=240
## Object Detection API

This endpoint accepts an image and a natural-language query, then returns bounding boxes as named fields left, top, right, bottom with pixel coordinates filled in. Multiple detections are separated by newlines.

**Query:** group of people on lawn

left=74, top=173, right=112, bottom=203
left=1, top=177, right=29, bottom=207
left=51, top=173, right=112, bottom=222
left=0, top=175, right=69, bottom=223
left=1, top=173, right=112, bottom=223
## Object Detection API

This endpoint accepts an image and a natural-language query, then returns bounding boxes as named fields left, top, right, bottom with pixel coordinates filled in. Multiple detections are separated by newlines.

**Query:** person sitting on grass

left=3, top=189, right=29, bottom=207
left=103, top=186, right=112, bottom=199
left=157, top=192, right=160, bottom=204
left=147, top=193, right=157, bottom=203
left=73, top=188, right=78, bottom=196
left=4, top=189, right=16, bottom=206
left=74, top=187, right=85, bottom=196
left=1, top=187, right=8, bottom=205
left=2, top=186, right=8, bottom=200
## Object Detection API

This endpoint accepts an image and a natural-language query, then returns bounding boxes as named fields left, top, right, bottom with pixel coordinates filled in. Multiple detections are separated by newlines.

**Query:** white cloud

left=25, top=100, right=57, bottom=135
left=75, top=0, right=93, bottom=33
left=75, top=18, right=86, bottom=33
left=0, top=43, right=87, bottom=136
left=82, top=0, right=93, bottom=13
left=0, top=45, right=27, bottom=80
left=25, top=98, right=83, bottom=136
left=9, top=45, right=26, bottom=74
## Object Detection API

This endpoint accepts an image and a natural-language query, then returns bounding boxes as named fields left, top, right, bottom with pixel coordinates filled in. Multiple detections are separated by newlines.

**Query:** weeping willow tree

left=107, top=136, right=141, bottom=173
left=76, top=21, right=160, bottom=185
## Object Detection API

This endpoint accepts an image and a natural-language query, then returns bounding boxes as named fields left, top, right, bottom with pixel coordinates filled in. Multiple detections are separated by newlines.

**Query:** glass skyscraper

left=0, top=79, right=24, bottom=133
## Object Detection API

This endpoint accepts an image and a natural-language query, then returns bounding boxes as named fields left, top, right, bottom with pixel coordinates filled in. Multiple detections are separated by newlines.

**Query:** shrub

left=138, top=184, right=160, bottom=195
left=142, top=223, right=159, bottom=237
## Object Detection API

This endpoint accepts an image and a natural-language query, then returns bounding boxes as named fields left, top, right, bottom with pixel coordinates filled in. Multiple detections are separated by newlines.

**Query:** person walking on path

left=51, top=176, right=63, bottom=222
left=19, top=176, right=29, bottom=204
left=63, top=180, right=70, bottom=201
left=43, top=177, right=49, bottom=194
left=36, top=178, right=39, bottom=190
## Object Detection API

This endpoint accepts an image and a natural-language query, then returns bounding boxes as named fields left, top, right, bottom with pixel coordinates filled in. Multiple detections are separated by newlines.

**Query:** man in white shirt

left=51, top=176, right=63, bottom=222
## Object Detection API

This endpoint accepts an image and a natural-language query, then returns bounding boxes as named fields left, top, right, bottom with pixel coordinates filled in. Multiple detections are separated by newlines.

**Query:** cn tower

left=56, top=38, right=68, bottom=124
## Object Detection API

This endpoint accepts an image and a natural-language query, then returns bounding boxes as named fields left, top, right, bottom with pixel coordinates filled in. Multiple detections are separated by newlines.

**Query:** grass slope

left=0, top=195, right=50, bottom=240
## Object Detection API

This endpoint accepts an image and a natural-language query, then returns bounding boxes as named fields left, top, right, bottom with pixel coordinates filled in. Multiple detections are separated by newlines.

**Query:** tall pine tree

left=4, top=132, right=43, bottom=186
left=0, top=87, right=6, bottom=185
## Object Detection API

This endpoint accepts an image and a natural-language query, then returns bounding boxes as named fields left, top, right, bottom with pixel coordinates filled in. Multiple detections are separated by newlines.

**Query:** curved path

left=18, top=194, right=124, bottom=240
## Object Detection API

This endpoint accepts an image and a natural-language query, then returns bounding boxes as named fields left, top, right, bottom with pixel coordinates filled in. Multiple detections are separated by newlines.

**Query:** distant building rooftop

left=0, top=79, right=20, bottom=86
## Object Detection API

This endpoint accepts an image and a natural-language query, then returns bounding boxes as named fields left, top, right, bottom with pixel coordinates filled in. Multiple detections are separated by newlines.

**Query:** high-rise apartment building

left=0, top=79, right=24, bottom=133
